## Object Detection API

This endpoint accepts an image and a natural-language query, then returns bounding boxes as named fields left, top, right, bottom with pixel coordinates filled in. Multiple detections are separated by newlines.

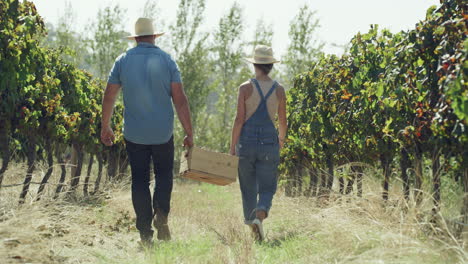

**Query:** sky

left=31, top=0, right=439, bottom=56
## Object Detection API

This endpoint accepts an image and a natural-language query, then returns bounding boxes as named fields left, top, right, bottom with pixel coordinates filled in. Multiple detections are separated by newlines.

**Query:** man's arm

left=171, top=82, right=194, bottom=147
left=101, top=83, right=121, bottom=146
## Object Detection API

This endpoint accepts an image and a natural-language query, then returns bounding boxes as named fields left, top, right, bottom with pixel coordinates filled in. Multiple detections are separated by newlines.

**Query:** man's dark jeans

left=125, top=137, right=174, bottom=238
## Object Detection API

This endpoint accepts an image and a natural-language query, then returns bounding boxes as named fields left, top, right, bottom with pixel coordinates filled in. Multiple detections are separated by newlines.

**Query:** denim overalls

left=237, top=79, right=280, bottom=225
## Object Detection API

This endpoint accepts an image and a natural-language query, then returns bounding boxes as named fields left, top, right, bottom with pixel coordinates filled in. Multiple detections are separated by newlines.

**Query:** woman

left=230, top=45, right=287, bottom=241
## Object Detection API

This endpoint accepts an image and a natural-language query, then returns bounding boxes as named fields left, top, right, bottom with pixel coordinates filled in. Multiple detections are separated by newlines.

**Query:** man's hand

left=101, top=126, right=115, bottom=146
left=183, top=135, right=193, bottom=148
left=101, top=83, right=121, bottom=147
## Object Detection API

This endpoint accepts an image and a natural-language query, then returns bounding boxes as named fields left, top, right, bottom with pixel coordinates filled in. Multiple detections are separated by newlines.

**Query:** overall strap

left=251, top=79, right=265, bottom=100
left=264, top=81, right=278, bottom=101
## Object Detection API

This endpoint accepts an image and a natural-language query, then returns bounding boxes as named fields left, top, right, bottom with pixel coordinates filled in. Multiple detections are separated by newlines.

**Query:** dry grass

left=0, top=162, right=466, bottom=264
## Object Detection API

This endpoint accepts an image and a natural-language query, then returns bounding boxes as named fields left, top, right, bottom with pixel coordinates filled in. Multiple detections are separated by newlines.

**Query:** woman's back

left=244, top=79, right=279, bottom=123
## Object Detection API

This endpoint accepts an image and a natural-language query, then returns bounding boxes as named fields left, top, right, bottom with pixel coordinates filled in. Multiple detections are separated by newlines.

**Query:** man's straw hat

left=245, top=45, right=280, bottom=64
left=126, top=17, right=164, bottom=40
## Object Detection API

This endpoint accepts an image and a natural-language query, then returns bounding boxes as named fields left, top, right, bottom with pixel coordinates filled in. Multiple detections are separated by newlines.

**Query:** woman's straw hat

left=126, top=17, right=165, bottom=40
left=245, top=45, right=280, bottom=64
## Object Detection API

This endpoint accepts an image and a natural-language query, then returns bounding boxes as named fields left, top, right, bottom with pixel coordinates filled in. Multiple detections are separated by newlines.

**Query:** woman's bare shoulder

left=239, top=81, right=253, bottom=96
left=275, top=82, right=286, bottom=97
left=239, top=80, right=252, bottom=89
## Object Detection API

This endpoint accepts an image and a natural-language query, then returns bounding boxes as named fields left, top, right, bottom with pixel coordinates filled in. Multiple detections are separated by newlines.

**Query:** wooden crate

left=179, top=147, right=238, bottom=186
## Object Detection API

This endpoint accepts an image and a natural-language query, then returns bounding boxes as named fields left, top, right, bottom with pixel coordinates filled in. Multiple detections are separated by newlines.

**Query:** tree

left=140, top=0, right=169, bottom=49
left=170, top=0, right=213, bottom=128
left=206, top=2, right=248, bottom=152
left=282, top=5, right=323, bottom=84
left=45, top=1, right=90, bottom=69
left=141, top=0, right=163, bottom=24
left=250, top=18, right=273, bottom=48
left=165, top=0, right=214, bottom=170
left=53, top=1, right=76, bottom=48
left=85, top=4, right=129, bottom=79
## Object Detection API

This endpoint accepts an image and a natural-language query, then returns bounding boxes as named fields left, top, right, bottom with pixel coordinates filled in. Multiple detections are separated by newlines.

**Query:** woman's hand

left=229, top=146, right=236, bottom=156
left=279, top=137, right=285, bottom=149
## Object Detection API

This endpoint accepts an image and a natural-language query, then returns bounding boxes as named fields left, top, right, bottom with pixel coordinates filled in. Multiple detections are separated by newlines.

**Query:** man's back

left=108, top=42, right=181, bottom=145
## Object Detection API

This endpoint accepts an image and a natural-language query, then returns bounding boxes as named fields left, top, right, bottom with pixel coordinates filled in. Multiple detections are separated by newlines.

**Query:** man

left=100, top=17, right=193, bottom=247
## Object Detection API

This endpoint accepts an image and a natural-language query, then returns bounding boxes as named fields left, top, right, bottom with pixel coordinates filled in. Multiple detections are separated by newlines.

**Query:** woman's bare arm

left=230, top=85, right=247, bottom=155
left=277, top=85, right=287, bottom=148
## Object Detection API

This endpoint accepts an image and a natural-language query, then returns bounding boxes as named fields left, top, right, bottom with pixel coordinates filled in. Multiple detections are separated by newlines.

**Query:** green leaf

left=376, top=83, right=384, bottom=97
left=434, top=26, right=445, bottom=36
left=417, top=58, right=424, bottom=67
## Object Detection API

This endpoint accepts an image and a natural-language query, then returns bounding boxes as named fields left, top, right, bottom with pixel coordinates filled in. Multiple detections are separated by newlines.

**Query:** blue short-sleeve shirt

left=108, top=42, right=182, bottom=145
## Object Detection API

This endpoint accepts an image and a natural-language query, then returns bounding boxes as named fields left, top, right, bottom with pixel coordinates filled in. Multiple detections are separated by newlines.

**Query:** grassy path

left=0, top=181, right=465, bottom=263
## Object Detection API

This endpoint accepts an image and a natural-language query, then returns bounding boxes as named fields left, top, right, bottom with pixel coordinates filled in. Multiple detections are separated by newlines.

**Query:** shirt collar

left=137, top=42, right=158, bottom=48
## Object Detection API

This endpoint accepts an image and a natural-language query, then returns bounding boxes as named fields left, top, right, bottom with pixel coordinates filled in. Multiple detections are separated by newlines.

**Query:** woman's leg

left=256, top=144, right=280, bottom=218
left=238, top=143, right=257, bottom=225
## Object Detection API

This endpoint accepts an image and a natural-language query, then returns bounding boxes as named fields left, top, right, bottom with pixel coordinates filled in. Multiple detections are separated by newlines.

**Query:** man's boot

left=153, top=208, right=171, bottom=241
left=138, top=232, right=154, bottom=249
